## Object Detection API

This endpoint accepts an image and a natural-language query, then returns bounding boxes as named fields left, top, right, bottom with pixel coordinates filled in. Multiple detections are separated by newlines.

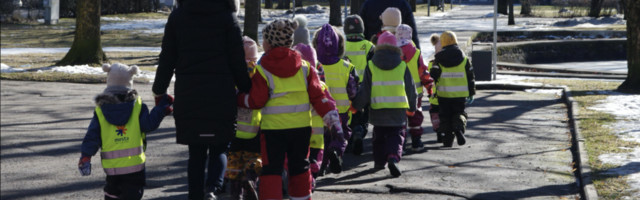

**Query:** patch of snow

left=101, top=17, right=127, bottom=21
left=46, top=65, right=104, bottom=75
left=101, top=19, right=167, bottom=33
left=1, top=47, right=161, bottom=55
left=1, top=63, right=25, bottom=73
left=525, top=88, right=563, bottom=96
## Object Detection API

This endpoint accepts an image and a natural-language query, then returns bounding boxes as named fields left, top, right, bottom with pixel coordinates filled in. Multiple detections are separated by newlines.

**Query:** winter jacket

left=400, top=43, right=433, bottom=88
left=352, top=44, right=418, bottom=127
left=152, top=0, right=251, bottom=145
left=237, top=47, right=337, bottom=118
left=346, top=36, right=376, bottom=65
left=430, top=44, right=476, bottom=97
left=81, top=90, right=171, bottom=157
left=359, top=0, right=421, bottom=49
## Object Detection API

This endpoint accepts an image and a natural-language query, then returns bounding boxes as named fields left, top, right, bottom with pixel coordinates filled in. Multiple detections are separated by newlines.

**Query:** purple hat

left=314, top=24, right=340, bottom=65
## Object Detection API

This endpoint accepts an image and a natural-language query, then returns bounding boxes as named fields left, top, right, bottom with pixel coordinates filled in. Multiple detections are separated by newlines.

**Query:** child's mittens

left=406, top=110, right=415, bottom=117
left=425, top=83, right=434, bottom=97
left=156, top=94, right=175, bottom=115
left=78, top=156, right=92, bottom=176
left=323, top=110, right=343, bottom=137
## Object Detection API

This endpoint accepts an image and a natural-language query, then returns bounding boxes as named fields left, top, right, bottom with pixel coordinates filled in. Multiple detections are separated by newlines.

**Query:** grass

left=516, top=5, right=620, bottom=18
left=0, top=71, right=150, bottom=83
left=524, top=79, right=637, bottom=199
left=0, top=51, right=160, bottom=69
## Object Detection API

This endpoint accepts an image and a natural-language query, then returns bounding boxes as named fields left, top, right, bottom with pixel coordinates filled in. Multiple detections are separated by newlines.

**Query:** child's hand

left=466, top=96, right=474, bottom=105
left=78, top=156, right=91, bottom=176
left=406, top=110, right=415, bottom=117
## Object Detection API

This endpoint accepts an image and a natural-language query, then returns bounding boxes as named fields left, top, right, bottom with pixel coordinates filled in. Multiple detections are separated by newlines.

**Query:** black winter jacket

left=430, top=44, right=476, bottom=98
left=152, top=0, right=251, bottom=145
left=359, top=0, right=421, bottom=49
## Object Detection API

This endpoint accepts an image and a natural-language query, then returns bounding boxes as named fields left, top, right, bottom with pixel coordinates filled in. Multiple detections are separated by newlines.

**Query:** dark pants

left=188, top=143, right=229, bottom=200
left=350, top=106, right=370, bottom=139
left=372, top=126, right=405, bottom=166
left=408, top=98, right=424, bottom=138
left=259, top=127, right=312, bottom=199
left=438, top=97, right=467, bottom=133
left=104, top=170, right=145, bottom=200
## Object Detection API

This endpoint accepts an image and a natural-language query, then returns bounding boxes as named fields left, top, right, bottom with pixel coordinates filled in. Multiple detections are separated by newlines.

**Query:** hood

left=94, top=90, right=138, bottom=126
left=434, top=45, right=465, bottom=67
left=181, top=0, right=230, bottom=14
left=400, top=44, right=417, bottom=63
left=372, top=44, right=403, bottom=70
left=261, top=47, right=303, bottom=77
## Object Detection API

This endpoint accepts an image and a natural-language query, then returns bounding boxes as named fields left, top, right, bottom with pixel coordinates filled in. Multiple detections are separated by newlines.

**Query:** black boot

left=328, top=150, right=343, bottom=174
left=352, top=135, right=363, bottom=156
left=228, top=180, right=242, bottom=200
left=454, top=130, right=466, bottom=146
left=436, top=132, right=444, bottom=143
left=387, top=158, right=402, bottom=177
left=442, top=132, right=454, bottom=147
left=411, top=135, right=424, bottom=152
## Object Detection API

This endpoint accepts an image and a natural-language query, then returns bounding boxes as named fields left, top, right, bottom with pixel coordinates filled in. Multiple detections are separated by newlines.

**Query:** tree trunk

left=589, top=0, right=604, bottom=17
left=618, top=0, right=640, bottom=92
left=520, top=0, right=531, bottom=15
left=410, top=0, right=417, bottom=12
left=498, top=0, right=508, bottom=14
left=508, top=0, right=515, bottom=25
left=265, top=0, right=273, bottom=9
left=329, top=0, right=342, bottom=26
left=57, top=0, right=107, bottom=66
left=244, top=0, right=260, bottom=42
left=350, top=0, right=362, bottom=15
left=295, top=0, right=302, bottom=7
left=277, top=0, right=290, bottom=9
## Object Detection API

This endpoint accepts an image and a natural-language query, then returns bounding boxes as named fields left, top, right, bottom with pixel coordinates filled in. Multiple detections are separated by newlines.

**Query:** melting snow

left=1, top=63, right=25, bottom=73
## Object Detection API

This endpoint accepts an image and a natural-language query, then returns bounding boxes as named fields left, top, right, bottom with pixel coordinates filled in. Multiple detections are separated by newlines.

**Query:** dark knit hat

left=263, top=19, right=298, bottom=48
left=344, top=15, right=364, bottom=34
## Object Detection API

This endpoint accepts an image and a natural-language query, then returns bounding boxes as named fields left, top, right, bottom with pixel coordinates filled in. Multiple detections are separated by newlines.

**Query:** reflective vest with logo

left=369, top=61, right=410, bottom=109
left=345, top=40, right=374, bottom=83
left=406, top=49, right=424, bottom=95
left=323, top=59, right=354, bottom=113
left=255, top=62, right=312, bottom=130
left=436, top=57, right=469, bottom=98
left=310, top=108, right=325, bottom=149
left=236, top=107, right=261, bottom=139
left=96, top=96, right=145, bottom=176
left=427, top=61, right=439, bottom=105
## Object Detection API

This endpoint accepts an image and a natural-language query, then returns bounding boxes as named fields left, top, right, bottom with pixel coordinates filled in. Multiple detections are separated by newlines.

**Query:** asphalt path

left=0, top=80, right=579, bottom=199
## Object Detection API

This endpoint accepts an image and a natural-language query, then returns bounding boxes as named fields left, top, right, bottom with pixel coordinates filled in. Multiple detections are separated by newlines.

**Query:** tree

left=329, top=0, right=342, bottom=26
left=498, top=0, right=508, bottom=15
left=277, top=0, right=291, bottom=9
left=520, top=0, right=532, bottom=16
left=508, top=0, right=515, bottom=25
left=617, top=0, right=640, bottom=92
left=350, top=0, right=362, bottom=15
left=295, top=0, right=303, bottom=7
left=57, top=0, right=107, bottom=66
left=265, top=0, right=273, bottom=9
left=410, top=0, right=417, bottom=13
left=589, top=0, right=604, bottom=17
left=244, top=0, right=261, bottom=42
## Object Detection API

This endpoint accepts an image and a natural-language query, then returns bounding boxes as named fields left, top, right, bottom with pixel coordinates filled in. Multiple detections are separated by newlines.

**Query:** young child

left=236, top=19, right=341, bottom=200
left=292, top=15, right=310, bottom=46
left=430, top=31, right=476, bottom=147
left=226, top=36, right=262, bottom=200
left=343, top=14, right=375, bottom=156
left=428, top=34, right=444, bottom=143
left=352, top=32, right=418, bottom=177
left=312, top=24, right=358, bottom=174
left=371, top=7, right=401, bottom=44
left=395, top=24, right=434, bottom=152
left=78, top=63, right=173, bottom=200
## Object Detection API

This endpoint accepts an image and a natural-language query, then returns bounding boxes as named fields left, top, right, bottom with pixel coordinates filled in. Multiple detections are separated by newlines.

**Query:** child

left=371, top=7, right=402, bottom=44
left=428, top=34, right=444, bottom=143
left=312, top=24, right=358, bottom=174
left=226, top=36, right=262, bottom=200
left=236, top=19, right=341, bottom=200
left=430, top=31, right=476, bottom=147
left=395, top=24, right=434, bottom=152
left=292, top=15, right=310, bottom=46
left=352, top=32, right=418, bottom=177
left=343, top=14, right=375, bottom=156
left=78, top=63, right=173, bottom=200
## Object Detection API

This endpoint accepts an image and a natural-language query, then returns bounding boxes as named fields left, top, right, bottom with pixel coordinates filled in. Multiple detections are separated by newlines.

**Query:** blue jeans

left=188, top=143, right=229, bottom=200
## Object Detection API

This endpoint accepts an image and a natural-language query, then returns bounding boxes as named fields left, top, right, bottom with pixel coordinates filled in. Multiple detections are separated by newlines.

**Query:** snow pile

left=553, top=15, right=626, bottom=27
left=101, top=19, right=167, bottom=34
left=525, top=88, right=563, bottom=96
left=1, top=47, right=161, bottom=55
left=590, top=92, right=640, bottom=198
left=45, top=65, right=104, bottom=74
left=1, top=63, right=25, bottom=73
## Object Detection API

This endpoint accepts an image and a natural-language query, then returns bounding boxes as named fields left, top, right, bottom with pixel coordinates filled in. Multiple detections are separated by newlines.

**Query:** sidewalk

left=0, top=80, right=579, bottom=199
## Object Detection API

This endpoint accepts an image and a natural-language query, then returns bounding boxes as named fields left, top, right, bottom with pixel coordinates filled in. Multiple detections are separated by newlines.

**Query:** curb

left=476, top=82, right=598, bottom=200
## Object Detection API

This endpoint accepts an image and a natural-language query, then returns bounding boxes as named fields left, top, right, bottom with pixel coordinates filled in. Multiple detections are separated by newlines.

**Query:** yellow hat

left=440, top=31, right=458, bottom=47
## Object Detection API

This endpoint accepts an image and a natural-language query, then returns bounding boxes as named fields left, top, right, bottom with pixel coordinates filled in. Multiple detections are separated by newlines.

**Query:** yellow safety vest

left=407, top=49, right=424, bottom=95
left=256, top=62, right=312, bottom=130
left=323, top=59, right=354, bottom=113
left=96, top=96, right=145, bottom=176
left=236, top=107, right=261, bottom=139
left=309, top=82, right=328, bottom=149
left=345, top=40, right=374, bottom=83
left=427, top=61, right=439, bottom=105
left=436, top=57, right=469, bottom=98
left=369, top=61, right=410, bottom=109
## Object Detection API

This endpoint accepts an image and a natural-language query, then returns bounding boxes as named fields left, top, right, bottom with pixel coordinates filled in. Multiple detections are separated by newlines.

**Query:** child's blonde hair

left=430, top=34, right=440, bottom=46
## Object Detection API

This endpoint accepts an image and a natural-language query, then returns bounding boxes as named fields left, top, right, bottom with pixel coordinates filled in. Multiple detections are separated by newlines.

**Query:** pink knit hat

left=292, top=43, right=317, bottom=68
left=395, top=24, right=412, bottom=47
left=377, top=31, right=398, bottom=46
left=243, top=36, right=259, bottom=62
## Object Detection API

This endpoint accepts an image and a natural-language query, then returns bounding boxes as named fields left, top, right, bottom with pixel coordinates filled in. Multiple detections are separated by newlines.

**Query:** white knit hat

left=102, top=63, right=138, bottom=93
left=380, top=7, right=402, bottom=32
left=395, top=24, right=412, bottom=47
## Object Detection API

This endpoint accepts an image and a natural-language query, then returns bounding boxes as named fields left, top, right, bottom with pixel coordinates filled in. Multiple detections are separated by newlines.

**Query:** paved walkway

left=0, top=80, right=579, bottom=199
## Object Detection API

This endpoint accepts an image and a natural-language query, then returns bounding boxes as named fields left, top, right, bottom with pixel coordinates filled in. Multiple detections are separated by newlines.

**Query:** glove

left=466, top=96, right=474, bottom=105
left=406, top=110, right=415, bottom=117
left=323, top=110, right=343, bottom=137
left=156, top=94, right=174, bottom=115
left=425, top=83, right=434, bottom=97
left=78, top=156, right=91, bottom=176
left=154, top=93, right=174, bottom=106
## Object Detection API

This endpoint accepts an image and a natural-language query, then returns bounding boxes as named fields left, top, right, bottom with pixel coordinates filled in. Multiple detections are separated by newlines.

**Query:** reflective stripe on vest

left=256, top=62, right=312, bottom=130
left=96, top=96, right=145, bottom=176
left=407, top=49, right=424, bottom=95
left=236, top=107, right=261, bottom=139
left=436, top=57, right=469, bottom=98
left=427, top=61, right=439, bottom=105
left=323, top=59, right=354, bottom=113
left=345, top=40, right=374, bottom=83
left=369, top=61, right=410, bottom=109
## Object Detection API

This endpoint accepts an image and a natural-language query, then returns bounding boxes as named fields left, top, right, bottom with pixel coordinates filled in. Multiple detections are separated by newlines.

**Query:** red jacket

left=400, top=43, right=434, bottom=88
left=237, top=47, right=337, bottom=117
